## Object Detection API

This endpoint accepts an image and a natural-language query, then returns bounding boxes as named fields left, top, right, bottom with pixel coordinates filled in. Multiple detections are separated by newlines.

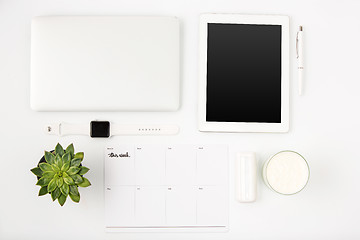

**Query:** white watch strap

left=45, top=122, right=179, bottom=136
left=45, top=123, right=90, bottom=136
left=111, top=124, right=179, bottom=136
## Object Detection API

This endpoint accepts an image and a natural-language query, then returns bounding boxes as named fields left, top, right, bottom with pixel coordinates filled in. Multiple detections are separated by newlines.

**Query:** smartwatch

left=45, top=121, right=179, bottom=138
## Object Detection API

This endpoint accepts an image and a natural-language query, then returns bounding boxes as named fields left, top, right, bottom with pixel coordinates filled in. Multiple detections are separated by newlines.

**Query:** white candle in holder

left=263, top=151, right=310, bottom=195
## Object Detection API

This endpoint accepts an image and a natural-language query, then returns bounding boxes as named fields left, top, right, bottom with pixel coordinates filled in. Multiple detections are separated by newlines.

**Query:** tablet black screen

left=206, top=23, right=282, bottom=123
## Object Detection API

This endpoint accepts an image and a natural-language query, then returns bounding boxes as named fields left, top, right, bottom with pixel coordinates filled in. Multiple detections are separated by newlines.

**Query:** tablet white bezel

left=198, top=14, right=289, bottom=133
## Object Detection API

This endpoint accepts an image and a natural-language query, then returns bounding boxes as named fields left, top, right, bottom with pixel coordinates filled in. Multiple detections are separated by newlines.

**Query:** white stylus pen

left=296, top=26, right=304, bottom=95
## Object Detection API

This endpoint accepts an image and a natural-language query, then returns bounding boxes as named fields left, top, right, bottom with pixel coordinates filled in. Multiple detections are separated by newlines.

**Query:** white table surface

left=1, top=0, right=360, bottom=239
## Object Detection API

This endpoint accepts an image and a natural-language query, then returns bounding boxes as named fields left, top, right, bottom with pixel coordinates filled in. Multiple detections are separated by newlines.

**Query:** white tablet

left=198, top=14, right=289, bottom=133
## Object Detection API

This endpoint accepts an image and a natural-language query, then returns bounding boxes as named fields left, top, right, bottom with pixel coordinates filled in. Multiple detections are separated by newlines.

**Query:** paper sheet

left=105, top=145, right=228, bottom=232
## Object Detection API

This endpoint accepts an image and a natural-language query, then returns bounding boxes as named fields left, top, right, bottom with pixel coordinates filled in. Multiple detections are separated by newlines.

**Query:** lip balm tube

left=235, top=152, right=257, bottom=203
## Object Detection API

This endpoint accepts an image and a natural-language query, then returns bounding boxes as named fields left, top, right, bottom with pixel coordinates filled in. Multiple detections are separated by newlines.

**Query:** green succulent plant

left=30, top=143, right=91, bottom=206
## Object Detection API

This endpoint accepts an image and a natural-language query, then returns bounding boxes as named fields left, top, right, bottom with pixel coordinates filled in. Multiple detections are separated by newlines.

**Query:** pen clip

left=296, top=32, right=299, bottom=59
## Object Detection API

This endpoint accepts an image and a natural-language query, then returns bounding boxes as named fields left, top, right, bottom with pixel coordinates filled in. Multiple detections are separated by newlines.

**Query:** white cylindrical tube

left=235, top=152, right=257, bottom=203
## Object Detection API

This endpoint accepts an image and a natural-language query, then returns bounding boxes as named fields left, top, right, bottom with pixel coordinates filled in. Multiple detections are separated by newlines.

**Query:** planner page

left=104, top=145, right=228, bottom=232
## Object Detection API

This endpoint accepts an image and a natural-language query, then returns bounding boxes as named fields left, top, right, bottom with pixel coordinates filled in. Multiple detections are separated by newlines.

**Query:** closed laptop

left=30, top=16, right=180, bottom=111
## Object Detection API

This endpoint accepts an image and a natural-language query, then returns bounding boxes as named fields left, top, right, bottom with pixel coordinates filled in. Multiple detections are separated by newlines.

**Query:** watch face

left=90, top=121, right=110, bottom=138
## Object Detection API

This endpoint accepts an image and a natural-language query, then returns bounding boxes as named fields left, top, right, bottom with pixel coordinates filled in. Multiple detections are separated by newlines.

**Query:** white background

left=1, top=0, right=360, bottom=239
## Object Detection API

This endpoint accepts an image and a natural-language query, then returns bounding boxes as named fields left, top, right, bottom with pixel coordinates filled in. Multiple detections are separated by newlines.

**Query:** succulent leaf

left=71, top=174, right=83, bottom=184
left=69, top=193, right=80, bottom=203
left=55, top=143, right=64, bottom=157
left=64, top=176, right=75, bottom=185
left=74, top=152, right=84, bottom=161
left=61, top=162, right=70, bottom=172
left=55, top=154, right=63, bottom=169
left=78, top=166, right=89, bottom=175
left=31, top=167, right=43, bottom=177
left=69, top=185, right=79, bottom=196
left=38, top=186, right=48, bottom=196
left=56, top=177, right=64, bottom=188
left=42, top=171, right=56, bottom=179
left=70, top=158, right=81, bottom=167
left=51, top=187, right=61, bottom=201
left=51, top=164, right=60, bottom=172
left=60, top=183, right=69, bottom=196
left=58, top=194, right=67, bottom=206
left=79, top=166, right=90, bottom=175
left=39, top=163, right=53, bottom=172
left=36, top=177, right=51, bottom=186
left=62, top=172, right=69, bottom=178
left=44, top=151, right=55, bottom=164
left=67, top=166, right=80, bottom=176
left=62, top=152, right=71, bottom=165
left=47, top=178, right=57, bottom=192
left=78, top=177, right=91, bottom=187
left=65, top=143, right=75, bottom=158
